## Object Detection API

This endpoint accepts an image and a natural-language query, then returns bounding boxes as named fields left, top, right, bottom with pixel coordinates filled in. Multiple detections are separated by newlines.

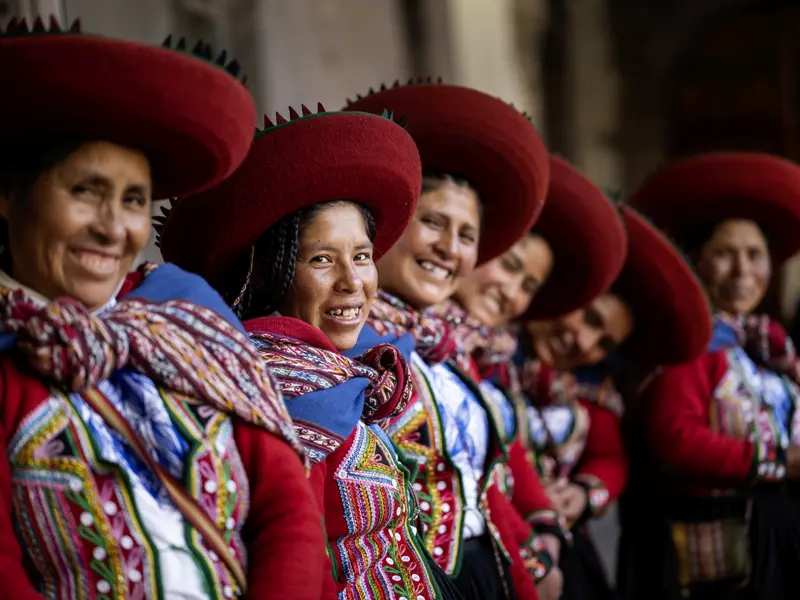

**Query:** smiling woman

left=158, top=107, right=466, bottom=600
left=0, top=17, right=327, bottom=600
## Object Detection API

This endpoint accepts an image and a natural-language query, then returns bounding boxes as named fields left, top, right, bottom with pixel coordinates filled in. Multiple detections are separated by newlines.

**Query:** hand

left=786, top=445, right=800, bottom=479
left=536, top=566, right=564, bottom=600
left=559, top=483, right=589, bottom=528
left=538, top=533, right=561, bottom=565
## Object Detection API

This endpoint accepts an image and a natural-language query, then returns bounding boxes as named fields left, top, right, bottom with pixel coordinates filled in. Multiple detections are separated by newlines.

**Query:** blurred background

left=6, top=0, right=800, bottom=585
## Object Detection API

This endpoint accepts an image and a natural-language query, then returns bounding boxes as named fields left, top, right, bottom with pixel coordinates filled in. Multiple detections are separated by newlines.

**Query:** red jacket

left=0, top=358, right=324, bottom=600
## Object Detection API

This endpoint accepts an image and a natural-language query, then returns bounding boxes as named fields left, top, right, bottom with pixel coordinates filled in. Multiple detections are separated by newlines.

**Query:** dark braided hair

left=228, top=200, right=376, bottom=320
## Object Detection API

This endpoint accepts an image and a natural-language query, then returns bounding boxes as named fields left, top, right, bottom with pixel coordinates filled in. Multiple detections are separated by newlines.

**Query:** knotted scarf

left=367, top=289, right=458, bottom=364
left=520, top=360, right=624, bottom=418
left=0, top=286, right=303, bottom=458
left=427, top=299, right=518, bottom=376
left=250, top=329, right=412, bottom=423
left=712, top=312, right=800, bottom=386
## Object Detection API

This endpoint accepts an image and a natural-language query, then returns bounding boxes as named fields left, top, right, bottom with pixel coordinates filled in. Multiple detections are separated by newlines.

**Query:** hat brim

left=523, top=157, right=627, bottom=320
left=615, top=207, right=712, bottom=366
left=344, top=84, right=549, bottom=264
left=627, top=153, right=800, bottom=263
left=159, top=111, right=422, bottom=288
left=0, top=34, right=255, bottom=199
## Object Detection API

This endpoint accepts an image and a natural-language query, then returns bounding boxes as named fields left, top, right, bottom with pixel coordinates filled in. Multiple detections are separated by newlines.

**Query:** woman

left=519, top=205, right=713, bottom=600
left=438, top=156, right=628, bottom=600
left=343, top=82, right=551, bottom=600
left=157, top=106, right=462, bottom=600
left=624, top=153, right=800, bottom=600
left=0, top=18, right=325, bottom=600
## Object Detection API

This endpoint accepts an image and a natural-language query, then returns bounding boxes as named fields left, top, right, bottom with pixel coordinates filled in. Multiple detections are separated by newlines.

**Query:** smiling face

left=526, top=293, right=634, bottom=371
left=695, top=218, right=770, bottom=317
left=279, top=202, right=378, bottom=351
left=454, top=233, right=553, bottom=327
left=376, top=180, right=481, bottom=310
left=0, top=140, right=152, bottom=311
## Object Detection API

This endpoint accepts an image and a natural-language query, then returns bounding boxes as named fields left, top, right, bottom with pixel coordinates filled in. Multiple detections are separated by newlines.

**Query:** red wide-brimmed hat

left=0, top=17, right=256, bottom=199
left=344, top=80, right=549, bottom=264
left=523, top=156, right=627, bottom=320
left=627, top=152, right=800, bottom=263
left=157, top=108, right=422, bottom=288
left=614, top=206, right=712, bottom=366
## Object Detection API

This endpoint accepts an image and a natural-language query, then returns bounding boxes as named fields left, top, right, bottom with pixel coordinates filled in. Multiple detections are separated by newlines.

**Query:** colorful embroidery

left=8, top=386, right=248, bottom=600
left=332, top=422, right=436, bottom=600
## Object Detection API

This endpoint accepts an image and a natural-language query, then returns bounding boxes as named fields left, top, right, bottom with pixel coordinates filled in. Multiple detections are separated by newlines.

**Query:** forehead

left=590, top=293, right=633, bottom=340
left=301, top=203, right=369, bottom=240
left=418, top=183, right=480, bottom=224
left=53, top=141, right=151, bottom=182
left=707, top=218, right=767, bottom=247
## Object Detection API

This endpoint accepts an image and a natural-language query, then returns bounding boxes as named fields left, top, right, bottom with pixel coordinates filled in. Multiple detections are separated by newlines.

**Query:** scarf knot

left=0, top=285, right=304, bottom=459
left=367, top=290, right=457, bottom=364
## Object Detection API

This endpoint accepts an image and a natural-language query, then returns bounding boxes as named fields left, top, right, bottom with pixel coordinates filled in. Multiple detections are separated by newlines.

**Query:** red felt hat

left=0, top=18, right=256, bottom=199
left=614, top=206, right=712, bottom=366
left=627, top=152, right=800, bottom=264
left=523, top=156, right=627, bottom=320
left=343, top=80, right=550, bottom=264
left=157, top=108, right=422, bottom=289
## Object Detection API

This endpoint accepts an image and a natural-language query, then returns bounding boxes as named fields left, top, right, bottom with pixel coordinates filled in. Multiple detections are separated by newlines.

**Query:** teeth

left=327, top=307, right=360, bottom=318
left=419, top=260, right=451, bottom=279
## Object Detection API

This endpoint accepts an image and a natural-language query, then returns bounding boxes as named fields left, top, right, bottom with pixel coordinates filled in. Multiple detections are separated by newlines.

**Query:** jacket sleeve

left=642, top=355, right=776, bottom=484
left=573, top=402, right=627, bottom=518
left=507, top=441, right=566, bottom=543
left=0, top=364, right=45, bottom=599
left=235, top=422, right=327, bottom=600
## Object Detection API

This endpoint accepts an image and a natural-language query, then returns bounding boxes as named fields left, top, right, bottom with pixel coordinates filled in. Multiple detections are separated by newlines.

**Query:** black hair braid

left=245, top=212, right=301, bottom=319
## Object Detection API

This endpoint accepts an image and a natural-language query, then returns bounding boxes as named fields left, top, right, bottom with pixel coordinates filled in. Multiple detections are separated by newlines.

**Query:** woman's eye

left=310, top=255, right=332, bottom=264
left=123, top=196, right=146, bottom=207
left=460, top=232, right=476, bottom=244
left=72, top=185, right=92, bottom=196
left=354, top=252, right=372, bottom=262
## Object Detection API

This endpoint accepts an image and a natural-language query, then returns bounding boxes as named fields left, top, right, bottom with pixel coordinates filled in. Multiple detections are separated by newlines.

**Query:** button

left=120, top=536, right=134, bottom=550
left=205, top=481, right=218, bottom=494
left=386, top=557, right=395, bottom=565
left=437, top=481, right=447, bottom=490
left=128, top=569, right=142, bottom=583
left=93, top=547, right=107, bottom=561
left=401, top=555, right=411, bottom=562
left=441, top=503, right=451, bottom=513
left=437, top=463, right=445, bottom=472
left=392, top=575, right=402, bottom=582
left=209, top=551, right=219, bottom=562
left=433, top=547, right=443, bottom=556
left=338, top=470, right=347, bottom=479
left=223, top=585, right=234, bottom=598
left=97, top=580, right=111, bottom=594
left=438, top=525, right=447, bottom=534
left=395, top=532, right=401, bottom=541
left=226, top=481, right=237, bottom=493
left=226, top=517, right=235, bottom=530
left=420, top=501, right=430, bottom=511
left=79, top=512, right=93, bottom=527
left=413, top=483, right=423, bottom=492
left=411, top=574, right=420, bottom=582
left=104, top=502, right=118, bottom=516
left=69, top=480, right=83, bottom=492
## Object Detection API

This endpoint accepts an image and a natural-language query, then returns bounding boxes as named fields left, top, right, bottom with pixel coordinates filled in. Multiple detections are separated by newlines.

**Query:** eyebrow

left=305, top=240, right=374, bottom=253
left=74, top=172, right=151, bottom=196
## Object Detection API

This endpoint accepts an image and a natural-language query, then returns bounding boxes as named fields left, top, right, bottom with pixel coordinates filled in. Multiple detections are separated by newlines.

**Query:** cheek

left=286, top=268, right=327, bottom=317
left=126, top=212, right=152, bottom=254
left=360, top=263, right=379, bottom=297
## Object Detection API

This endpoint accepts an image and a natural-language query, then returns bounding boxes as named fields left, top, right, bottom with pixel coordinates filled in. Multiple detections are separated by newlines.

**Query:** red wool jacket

left=0, top=358, right=325, bottom=600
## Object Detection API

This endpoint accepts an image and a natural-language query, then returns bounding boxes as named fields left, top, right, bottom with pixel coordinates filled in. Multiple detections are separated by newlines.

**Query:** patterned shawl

left=366, top=289, right=458, bottom=364
left=427, top=298, right=518, bottom=377
left=246, top=316, right=412, bottom=463
left=711, top=312, right=800, bottom=386
left=0, top=263, right=303, bottom=458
